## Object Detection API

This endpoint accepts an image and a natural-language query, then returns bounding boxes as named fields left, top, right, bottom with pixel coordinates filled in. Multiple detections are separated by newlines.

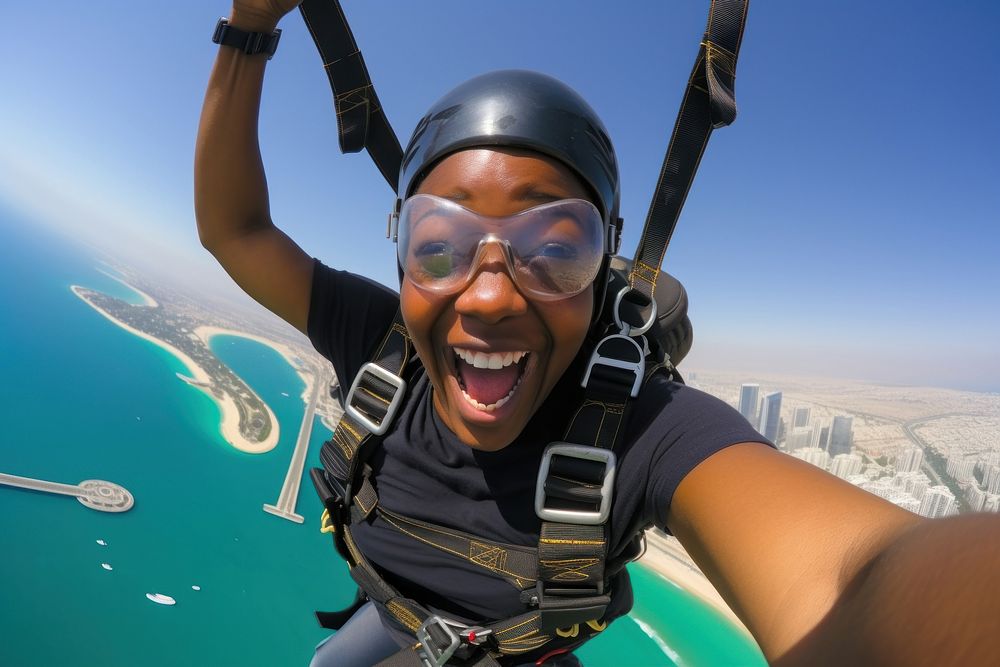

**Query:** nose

left=453, top=243, right=529, bottom=324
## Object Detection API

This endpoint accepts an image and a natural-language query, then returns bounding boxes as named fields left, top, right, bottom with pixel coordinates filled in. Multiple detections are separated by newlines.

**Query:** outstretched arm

left=668, top=443, right=1000, bottom=666
left=194, top=1, right=313, bottom=334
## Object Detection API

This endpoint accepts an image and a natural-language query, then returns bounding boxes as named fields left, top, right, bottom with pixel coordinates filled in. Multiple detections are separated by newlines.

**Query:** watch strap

left=212, top=17, right=282, bottom=59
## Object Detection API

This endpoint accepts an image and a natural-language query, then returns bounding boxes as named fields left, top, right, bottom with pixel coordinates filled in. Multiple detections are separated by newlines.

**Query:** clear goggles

left=392, top=194, right=609, bottom=301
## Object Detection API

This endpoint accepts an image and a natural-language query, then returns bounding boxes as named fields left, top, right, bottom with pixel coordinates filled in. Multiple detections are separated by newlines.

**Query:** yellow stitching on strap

left=386, top=600, right=422, bottom=632
left=359, top=386, right=390, bottom=405
left=539, top=538, right=605, bottom=546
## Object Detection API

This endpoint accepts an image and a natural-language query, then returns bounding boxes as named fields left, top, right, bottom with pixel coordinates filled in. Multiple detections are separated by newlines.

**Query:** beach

left=638, top=531, right=753, bottom=639
left=70, top=285, right=282, bottom=454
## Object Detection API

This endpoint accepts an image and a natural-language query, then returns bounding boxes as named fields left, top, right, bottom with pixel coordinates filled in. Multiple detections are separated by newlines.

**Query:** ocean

left=0, top=210, right=765, bottom=666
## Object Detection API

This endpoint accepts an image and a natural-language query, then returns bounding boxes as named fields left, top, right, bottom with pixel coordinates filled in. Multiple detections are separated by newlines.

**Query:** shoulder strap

left=628, top=0, right=749, bottom=303
left=298, top=0, right=403, bottom=192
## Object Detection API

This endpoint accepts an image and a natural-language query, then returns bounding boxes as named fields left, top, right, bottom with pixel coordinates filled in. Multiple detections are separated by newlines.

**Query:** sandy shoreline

left=96, top=268, right=159, bottom=307
left=70, top=285, right=281, bottom=454
left=637, top=531, right=754, bottom=639
left=193, top=325, right=316, bottom=402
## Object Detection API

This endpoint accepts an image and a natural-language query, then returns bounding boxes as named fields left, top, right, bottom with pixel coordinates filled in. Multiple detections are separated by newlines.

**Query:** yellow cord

left=320, top=508, right=336, bottom=534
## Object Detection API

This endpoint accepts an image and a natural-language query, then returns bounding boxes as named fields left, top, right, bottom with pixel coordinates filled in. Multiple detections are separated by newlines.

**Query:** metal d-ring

left=612, top=286, right=657, bottom=337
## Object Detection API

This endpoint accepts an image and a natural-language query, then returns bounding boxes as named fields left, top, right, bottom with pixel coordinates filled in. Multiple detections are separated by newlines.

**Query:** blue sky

left=1, top=1, right=998, bottom=391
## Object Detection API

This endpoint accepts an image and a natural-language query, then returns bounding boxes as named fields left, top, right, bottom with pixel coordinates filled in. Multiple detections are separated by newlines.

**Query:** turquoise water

left=0, top=210, right=765, bottom=666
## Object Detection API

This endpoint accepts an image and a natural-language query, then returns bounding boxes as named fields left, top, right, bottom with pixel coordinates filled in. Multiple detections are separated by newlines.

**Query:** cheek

left=400, top=280, right=451, bottom=372
left=544, top=292, right=593, bottom=358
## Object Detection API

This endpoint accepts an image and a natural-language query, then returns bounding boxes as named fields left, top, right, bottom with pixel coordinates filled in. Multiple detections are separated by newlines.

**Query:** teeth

left=460, top=373, right=525, bottom=412
left=454, top=347, right=529, bottom=369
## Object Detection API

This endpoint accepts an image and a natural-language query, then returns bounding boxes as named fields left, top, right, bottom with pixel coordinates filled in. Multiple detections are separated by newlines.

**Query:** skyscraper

left=738, top=383, right=760, bottom=427
left=758, top=391, right=782, bottom=442
left=828, top=416, right=854, bottom=457
left=830, top=453, right=863, bottom=480
left=896, top=446, right=924, bottom=474
left=918, top=486, right=956, bottom=518
left=792, top=406, right=811, bottom=428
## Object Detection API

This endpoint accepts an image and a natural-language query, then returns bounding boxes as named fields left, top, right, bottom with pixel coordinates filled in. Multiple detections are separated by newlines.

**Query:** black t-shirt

left=307, top=258, right=771, bottom=654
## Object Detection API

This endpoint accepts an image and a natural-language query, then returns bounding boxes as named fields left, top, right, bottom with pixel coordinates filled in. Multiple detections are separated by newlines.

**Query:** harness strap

left=298, top=0, right=403, bottom=192
left=629, top=0, right=748, bottom=300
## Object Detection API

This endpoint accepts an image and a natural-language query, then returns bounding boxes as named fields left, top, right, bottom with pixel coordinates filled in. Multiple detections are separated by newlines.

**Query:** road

left=263, top=370, right=328, bottom=523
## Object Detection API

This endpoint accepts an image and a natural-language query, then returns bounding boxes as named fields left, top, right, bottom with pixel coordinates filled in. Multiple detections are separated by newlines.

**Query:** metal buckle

left=344, top=362, right=406, bottom=436
left=581, top=334, right=645, bottom=398
left=535, top=443, right=617, bottom=525
left=612, top=286, right=657, bottom=337
left=416, top=616, right=491, bottom=667
left=417, top=616, right=460, bottom=667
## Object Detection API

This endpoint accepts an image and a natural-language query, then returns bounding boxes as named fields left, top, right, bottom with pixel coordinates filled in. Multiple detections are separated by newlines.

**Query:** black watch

left=212, top=17, right=282, bottom=60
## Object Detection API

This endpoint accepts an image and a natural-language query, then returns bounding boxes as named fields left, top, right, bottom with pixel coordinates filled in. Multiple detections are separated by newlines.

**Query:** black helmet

left=398, top=69, right=621, bottom=231
left=397, top=70, right=622, bottom=322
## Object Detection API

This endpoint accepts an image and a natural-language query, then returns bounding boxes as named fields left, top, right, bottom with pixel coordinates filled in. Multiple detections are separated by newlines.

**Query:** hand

left=229, top=0, right=304, bottom=31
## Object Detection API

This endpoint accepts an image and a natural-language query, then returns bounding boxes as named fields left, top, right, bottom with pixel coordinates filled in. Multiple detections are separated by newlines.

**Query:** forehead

left=415, top=148, right=593, bottom=206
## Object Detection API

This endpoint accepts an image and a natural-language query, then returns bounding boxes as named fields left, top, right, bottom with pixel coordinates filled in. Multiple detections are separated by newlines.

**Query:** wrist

left=228, top=8, right=281, bottom=33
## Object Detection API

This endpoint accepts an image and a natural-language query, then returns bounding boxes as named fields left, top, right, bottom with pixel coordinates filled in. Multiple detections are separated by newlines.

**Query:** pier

left=263, top=370, right=334, bottom=523
left=0, top=473, right=134, bottom=512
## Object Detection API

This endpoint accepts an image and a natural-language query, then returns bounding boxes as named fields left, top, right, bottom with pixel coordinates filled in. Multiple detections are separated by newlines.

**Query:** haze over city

left=1, top=0, right=998, bottom=391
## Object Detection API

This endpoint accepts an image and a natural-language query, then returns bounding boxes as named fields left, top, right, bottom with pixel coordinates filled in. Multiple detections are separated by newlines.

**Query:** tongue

left=458, top=359, right=521, bottom=406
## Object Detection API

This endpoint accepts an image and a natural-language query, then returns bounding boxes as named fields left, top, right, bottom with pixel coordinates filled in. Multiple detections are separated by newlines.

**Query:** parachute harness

left=299, top=1, right=748, bottom=664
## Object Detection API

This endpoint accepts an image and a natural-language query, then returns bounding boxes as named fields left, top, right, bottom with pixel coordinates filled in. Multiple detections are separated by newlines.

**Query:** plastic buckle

left=581, top=334, right=645, bottom=398
left=535, top=443, right=617, bottom=525
left=345, top=362, right=406, bottom=436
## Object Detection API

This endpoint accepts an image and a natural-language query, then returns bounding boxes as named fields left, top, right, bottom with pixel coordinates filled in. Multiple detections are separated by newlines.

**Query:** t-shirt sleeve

left=306, top=258, right=400, bottom=391
left=639, top=381, right=775, bottom=532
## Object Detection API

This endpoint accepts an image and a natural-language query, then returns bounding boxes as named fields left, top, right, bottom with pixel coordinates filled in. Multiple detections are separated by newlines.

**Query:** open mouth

left=452, top=347, right=530, bottom=412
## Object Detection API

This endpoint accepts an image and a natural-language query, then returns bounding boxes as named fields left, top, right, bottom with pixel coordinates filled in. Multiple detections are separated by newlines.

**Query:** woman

left=196, top=2, right=1000, bottom=666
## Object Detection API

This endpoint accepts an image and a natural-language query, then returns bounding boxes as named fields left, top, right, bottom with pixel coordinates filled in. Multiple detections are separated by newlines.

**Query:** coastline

left=192, top=325, right=316, bottom=403
left=70, top=285, right=279, bottom=454
left=96, top=268, right=159, bottom=307
left=637, top=531, right=754, bottom=640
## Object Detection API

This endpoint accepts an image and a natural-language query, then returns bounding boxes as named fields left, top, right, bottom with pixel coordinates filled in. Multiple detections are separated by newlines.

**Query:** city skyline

left=707, top=375, right=1000, bottom=520
left=1, top=1, right=998, bottom=392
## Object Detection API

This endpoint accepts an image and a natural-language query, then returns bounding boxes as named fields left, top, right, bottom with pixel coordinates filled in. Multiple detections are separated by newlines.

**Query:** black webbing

left=299, top=0, right=403, bottom=192
left=629, top=0, right=748, bottom=300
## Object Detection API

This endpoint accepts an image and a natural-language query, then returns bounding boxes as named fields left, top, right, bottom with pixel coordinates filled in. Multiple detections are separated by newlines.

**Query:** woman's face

left=401, top=148, right=596, bottom=451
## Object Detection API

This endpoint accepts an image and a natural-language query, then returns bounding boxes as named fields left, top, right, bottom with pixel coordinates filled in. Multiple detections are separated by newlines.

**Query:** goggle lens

left=396, top=195, right=606, bottom=300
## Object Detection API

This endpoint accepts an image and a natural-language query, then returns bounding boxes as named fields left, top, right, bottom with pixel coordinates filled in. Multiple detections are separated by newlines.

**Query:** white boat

left=145, top=593, right=176, bottom=606
left=281, top=392, right=290, bottom=397
left=101, top=563, right=113, bottom=571
left=96, top=539, right=107, bottom=546
left=191, top=585, right=201, bottom=591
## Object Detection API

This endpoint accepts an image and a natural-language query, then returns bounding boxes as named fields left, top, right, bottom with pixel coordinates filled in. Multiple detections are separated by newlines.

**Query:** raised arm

left=194, top=1, right=312, bottom=334
left=668, top=443, right=1000, bottom=666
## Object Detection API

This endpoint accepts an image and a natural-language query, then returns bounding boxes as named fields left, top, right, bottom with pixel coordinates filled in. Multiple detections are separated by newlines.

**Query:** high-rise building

left=918, top=486, right=956, bottom=518
left=966, top=485, right=987, bottom=513
left=830, top=453, right=863, bottom=480
left=946, top=455, right=976, bottom=483
left=827, top=416, right=854, bottom=457
left=756, top=391, right=782, bottom=442
left=792, top=446, right=829, bottom=470
left=738, top=383, right=760, bottom=427
left=893, top=471, right=931, bottom=502
left=895, top=447, right=924, bottom=474
left=983, top=465, right=1000, bottom=495
left=786, top=427, right=813, bottom=452
left=792, top=406, right=811, bottom=429
left=984, top=494, right=1000, bottom=513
